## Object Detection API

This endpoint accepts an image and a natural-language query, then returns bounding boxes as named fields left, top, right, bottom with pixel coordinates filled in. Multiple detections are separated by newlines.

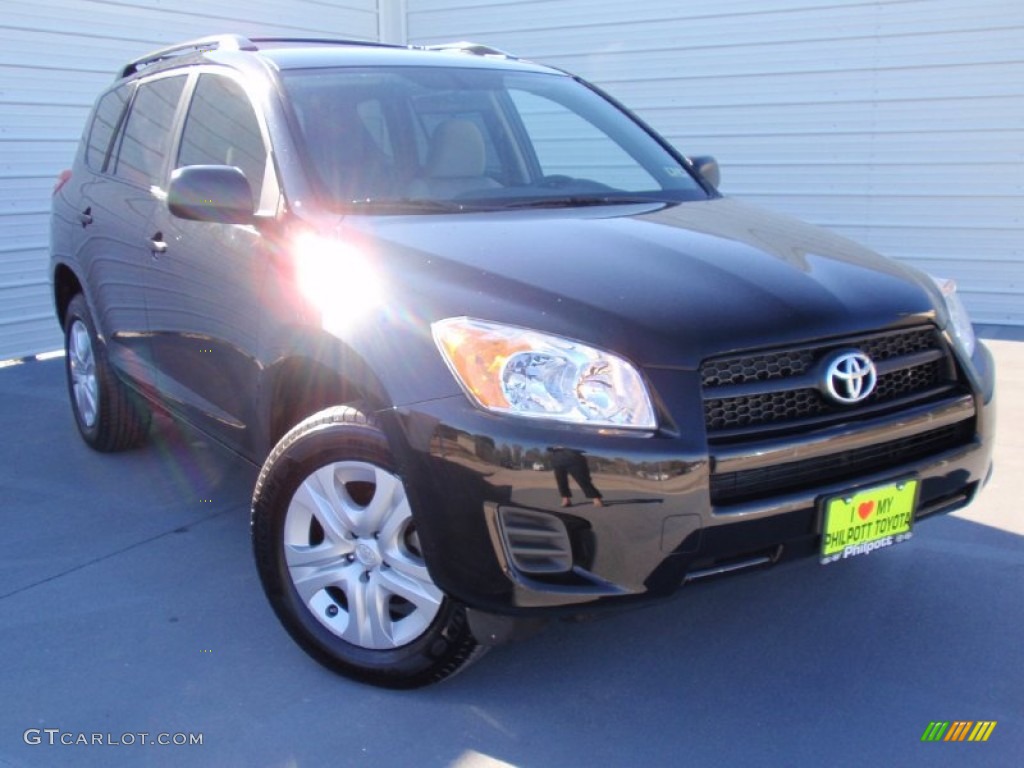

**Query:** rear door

left=73, top=74, right=187, bottom=388
left=145, top=71, right=273, bottom=456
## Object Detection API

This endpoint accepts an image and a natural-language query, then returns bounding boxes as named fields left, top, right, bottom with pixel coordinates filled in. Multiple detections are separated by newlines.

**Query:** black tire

left=252, top=406, right=485, bottom=688
left=64, top=294, right=150, bottom=451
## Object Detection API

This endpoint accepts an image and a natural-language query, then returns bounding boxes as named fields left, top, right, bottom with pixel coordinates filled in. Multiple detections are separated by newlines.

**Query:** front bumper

left=381, top=342, right=995, bottom=616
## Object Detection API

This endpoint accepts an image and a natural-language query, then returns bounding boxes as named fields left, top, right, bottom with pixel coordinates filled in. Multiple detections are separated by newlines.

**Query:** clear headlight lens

left=432, top=317, right=657, bottom=429
left=930, top=276, right=976, bottom=358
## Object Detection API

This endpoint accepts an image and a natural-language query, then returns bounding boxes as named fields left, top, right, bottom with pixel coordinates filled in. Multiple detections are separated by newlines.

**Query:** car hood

left=340, top=197, right=938, bottom=368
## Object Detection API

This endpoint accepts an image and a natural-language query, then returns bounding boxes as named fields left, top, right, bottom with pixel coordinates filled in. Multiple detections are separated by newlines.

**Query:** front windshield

left=280, top=66, right=708, bottom=212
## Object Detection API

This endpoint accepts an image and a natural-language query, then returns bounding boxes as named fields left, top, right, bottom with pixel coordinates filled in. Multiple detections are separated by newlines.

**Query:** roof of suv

left=118, top=34, right=558, bottom=81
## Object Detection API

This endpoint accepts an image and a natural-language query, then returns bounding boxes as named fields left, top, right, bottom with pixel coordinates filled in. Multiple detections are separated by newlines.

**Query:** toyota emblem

left=822, top=350, right=877, bottom=404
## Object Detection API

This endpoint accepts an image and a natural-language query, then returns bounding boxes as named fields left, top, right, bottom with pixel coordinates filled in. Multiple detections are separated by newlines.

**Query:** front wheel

left=251, top=406, right=484, bottom=688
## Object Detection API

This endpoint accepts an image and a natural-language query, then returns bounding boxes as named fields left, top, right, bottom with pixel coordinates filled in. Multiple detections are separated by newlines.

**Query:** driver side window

left=178, top=74, right=268, bottom=207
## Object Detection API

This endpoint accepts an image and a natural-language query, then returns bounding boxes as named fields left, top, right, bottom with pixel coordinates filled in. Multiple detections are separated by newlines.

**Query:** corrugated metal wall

left=2, top=1, right=1022, bottom=359
left=407, top=0, right=1024, bottom=326
left=0, top=0, right=378, bottom=360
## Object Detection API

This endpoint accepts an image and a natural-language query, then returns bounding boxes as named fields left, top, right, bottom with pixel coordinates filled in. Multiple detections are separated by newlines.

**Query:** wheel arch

left=52, top=263, right=84, bottom=329
left=262, top=345, right=391, bottom=451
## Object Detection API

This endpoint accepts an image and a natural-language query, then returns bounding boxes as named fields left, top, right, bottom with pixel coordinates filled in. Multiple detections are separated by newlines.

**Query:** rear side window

left=177, top=74, right=267, bottom=205
left=85, top=85, right=130, bottom=171
left=114, top=75, right=186, bottom=187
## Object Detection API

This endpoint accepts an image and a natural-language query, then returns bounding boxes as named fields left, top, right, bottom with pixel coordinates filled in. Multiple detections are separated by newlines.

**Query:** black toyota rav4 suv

left=51, top=35, right=995, bottom=687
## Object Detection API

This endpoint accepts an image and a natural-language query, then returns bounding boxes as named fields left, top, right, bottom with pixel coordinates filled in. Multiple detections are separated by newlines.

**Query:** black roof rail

left=247, top=36, right=405, bottom=50
left=120, top=34, right=258, bottom=78
left=424, top=41, right=517, bottom=59
left=119, top=34, right=409, bottom=79
left=119, top=35, right=518, bottom=80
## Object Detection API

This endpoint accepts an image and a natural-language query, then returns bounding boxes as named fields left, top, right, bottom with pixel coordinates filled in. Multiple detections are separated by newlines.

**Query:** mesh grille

left=701, top=327, right=955, bottom=434
left=860, top=327, right=937, bottom=360
left=873, top=359, right=945, bottom=400
left=706, top=389, right=824, bottom=431
left=701, top=350, right=815, bottom=388
left=700, top=328, right=936, bottom=389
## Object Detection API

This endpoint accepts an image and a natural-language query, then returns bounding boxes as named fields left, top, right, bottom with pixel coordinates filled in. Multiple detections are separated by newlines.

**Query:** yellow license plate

left=820, top=479, right=918, bottom=564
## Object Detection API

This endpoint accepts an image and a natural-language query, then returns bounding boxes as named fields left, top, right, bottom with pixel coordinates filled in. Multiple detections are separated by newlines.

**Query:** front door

left=145, top=72, right=273, bottom=456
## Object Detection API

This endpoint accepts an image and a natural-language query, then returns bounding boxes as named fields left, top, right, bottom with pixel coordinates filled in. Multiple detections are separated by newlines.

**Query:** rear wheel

left=64, top=294, right=150, bottom=451
left=252, top=406, right=484, bottom=688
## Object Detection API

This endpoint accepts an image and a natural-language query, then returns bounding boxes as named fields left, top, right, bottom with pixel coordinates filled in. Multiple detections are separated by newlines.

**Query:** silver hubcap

left=68, top=319, right=98, bottom=428
left=283, top=461, right=443, bottom=650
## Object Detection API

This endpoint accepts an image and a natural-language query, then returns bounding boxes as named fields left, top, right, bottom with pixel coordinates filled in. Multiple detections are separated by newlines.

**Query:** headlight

left=432, top=317, right=657, bottom=429
left=930, top=276, right=976, bottom=358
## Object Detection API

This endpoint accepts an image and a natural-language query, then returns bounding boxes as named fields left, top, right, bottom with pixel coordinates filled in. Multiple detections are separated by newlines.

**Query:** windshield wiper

left=493, top=195, right=671, bottom=210
left=344, top=198, right=479, bottom=214
left=344, top=195, right=672, bottom=214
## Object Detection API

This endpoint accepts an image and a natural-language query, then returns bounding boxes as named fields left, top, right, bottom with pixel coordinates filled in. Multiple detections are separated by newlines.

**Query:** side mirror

left=168, top=165, right=254, bottom=224
left=688, top=156, right=720, bottom=189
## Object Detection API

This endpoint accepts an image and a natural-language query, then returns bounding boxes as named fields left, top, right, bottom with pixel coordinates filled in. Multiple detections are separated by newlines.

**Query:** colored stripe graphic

left=969, top=722, right=997, bottom=742
left=921, top=721, right=996, bottom=742
left=945, top=721, right=972, bottom=741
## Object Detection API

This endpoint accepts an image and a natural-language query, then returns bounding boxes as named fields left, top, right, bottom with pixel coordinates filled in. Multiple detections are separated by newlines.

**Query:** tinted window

left=86, top=86, right=130, bottom=171
left=114, top=75, right=186, bottom=187
left=280, top=67, right=706, bottom=211
left=178, top=74, right=267, bottom=205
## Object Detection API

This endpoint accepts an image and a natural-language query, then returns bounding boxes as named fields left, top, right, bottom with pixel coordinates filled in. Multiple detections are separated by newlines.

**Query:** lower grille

left=710, top=422, right=974, bottom=505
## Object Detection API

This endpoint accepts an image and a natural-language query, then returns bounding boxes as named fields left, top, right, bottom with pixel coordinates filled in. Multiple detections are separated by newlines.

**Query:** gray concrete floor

left=0, top=338, right=1021, bottom=768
